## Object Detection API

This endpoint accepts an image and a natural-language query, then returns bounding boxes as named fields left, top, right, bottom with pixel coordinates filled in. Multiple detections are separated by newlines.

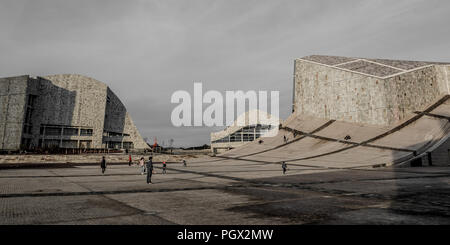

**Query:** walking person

left=183, top=159, right=187, bottom=167
left=146, top=156, right=153, bottom=184
left=162, top=161, right=167, bottom=174
left=139, top=157, right=145, bottom=175
left=128, top=154, right=132, bottom=166
left=100, top=156, right=107, bottom=174
left=281, top=161, right=287, bottom=175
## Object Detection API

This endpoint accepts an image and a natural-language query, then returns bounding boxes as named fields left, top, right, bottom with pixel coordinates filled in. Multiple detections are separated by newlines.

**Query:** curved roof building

left=0, top=74, right=149, bottom=151
left=210, top=109, right=279, bottom=154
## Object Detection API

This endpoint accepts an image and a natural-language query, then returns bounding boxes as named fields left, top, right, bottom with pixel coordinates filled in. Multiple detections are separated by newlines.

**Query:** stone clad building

left=293, top=55, right=450, bottom=126
left=0, top=74, right=149, bottom=151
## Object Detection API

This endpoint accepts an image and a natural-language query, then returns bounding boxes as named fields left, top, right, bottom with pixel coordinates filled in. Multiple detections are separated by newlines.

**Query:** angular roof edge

left=296, top=55, right=449, bottom=79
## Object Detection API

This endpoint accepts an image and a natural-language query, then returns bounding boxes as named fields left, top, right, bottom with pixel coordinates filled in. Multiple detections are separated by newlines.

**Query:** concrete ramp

left=219, top=95, right=450, bottom=168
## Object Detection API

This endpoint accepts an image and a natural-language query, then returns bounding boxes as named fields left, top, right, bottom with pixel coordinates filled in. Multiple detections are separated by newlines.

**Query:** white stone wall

left=294, top=61, right=389, bottom=125
left=383, top=67, right=442, bottom=124
left=123, top=112, right=149, bottom=149
left=35, top=74, right=108, bottom=148
left=0, top=76, right=28, bottom=150
left=294, top=60, right=450, bottom=126
left=435, top=65, right=450, bottom=95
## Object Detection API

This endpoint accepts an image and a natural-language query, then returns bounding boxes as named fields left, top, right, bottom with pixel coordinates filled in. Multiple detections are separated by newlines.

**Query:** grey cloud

left=0, top=0, right=449, bottom=146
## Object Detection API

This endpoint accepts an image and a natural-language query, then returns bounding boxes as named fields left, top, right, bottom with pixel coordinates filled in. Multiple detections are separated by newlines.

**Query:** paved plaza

left=0, top=157, right=449, bottom=225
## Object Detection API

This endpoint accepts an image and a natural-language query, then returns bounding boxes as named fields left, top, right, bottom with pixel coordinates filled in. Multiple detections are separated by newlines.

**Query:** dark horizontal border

left=0, top=225, right=447, bottom=243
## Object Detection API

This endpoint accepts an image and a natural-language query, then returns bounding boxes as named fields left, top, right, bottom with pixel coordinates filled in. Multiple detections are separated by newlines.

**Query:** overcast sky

left=1, top=0, right=449, bottom=147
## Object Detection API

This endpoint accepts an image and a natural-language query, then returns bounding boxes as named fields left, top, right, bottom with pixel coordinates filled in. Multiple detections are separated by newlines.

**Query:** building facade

left=293, top=55, right=450, bottom=126
left=210, top=110, right=279, bottom=154
left=0, top=74, right=149, bottom=151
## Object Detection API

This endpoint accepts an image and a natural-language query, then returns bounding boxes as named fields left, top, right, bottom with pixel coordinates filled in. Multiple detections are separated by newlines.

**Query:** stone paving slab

left=105, top=189, right=289, bottom=225
left=0, top=195, right=141, bottom=225
left=0, top=159, right=449, bottom=224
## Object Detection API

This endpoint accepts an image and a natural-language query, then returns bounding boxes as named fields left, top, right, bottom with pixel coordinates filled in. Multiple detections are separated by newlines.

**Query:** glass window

left=43, top=139, right=60, bottom=148
left=80, top=129, right=93, bottom=136
left=63, top=128, right=78, bottom=136
left=27, top=95, right=37, bottom=107
left=23, top=125, right=32, bottom=134
left=123, top=142, right=134, bottom=149
left=24, top=108, right=33, bottom=124
left=243, top=133, right=254, bottom=141
left=108, top=132, right=122, bottom=137
left=213, top=135, right=230, bottom=143
left=107, top=141, right=121, bottom=149
left=45, top=127, right=62, bottom=136
left=62, top=140, right=78, bottom=148
left=230, top=134, right=241, bottom=142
